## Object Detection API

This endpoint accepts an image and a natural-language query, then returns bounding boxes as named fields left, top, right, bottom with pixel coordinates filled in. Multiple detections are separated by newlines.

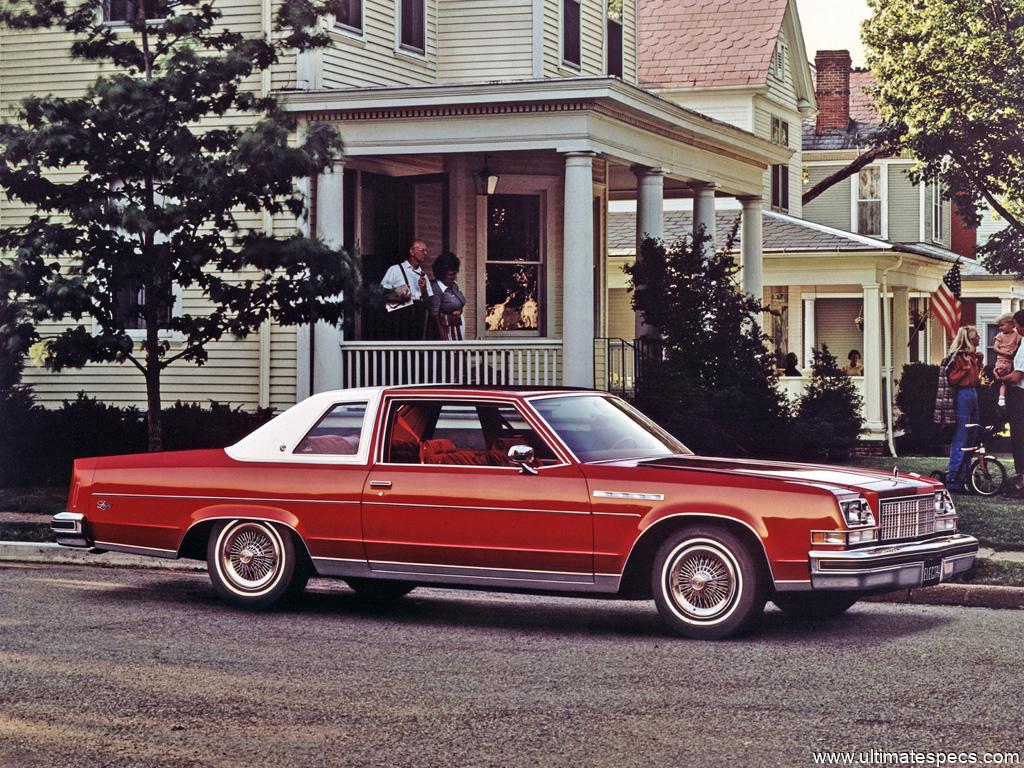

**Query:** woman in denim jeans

left=938, top=326, right=983, bottom=491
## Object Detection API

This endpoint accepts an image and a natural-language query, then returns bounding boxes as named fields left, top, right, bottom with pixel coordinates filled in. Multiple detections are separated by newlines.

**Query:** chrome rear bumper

left=809, top=533, right=979, bottom=590
left=51, top=512, right=91, bottom=548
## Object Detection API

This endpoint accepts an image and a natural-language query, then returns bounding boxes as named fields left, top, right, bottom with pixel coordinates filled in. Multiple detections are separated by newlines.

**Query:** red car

left=52, top=386, right=978, bottom=639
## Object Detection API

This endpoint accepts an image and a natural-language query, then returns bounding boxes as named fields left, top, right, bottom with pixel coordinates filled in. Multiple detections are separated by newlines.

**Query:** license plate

left=922, top=562, right=942, bottom=585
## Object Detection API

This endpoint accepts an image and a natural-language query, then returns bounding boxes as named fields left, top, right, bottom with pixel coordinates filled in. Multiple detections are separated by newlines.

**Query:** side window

left=294, top=402, right=367, bottom=455
left=383, top=400, right=558, bottom=466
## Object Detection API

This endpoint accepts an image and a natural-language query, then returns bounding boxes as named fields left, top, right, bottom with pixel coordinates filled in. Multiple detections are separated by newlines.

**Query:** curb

left=2, top=541, right=1024, bottom=611
left=0, top=542, right=204, bottom=572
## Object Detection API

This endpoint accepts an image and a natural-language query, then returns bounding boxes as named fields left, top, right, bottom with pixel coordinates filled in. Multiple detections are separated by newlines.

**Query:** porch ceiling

left=281, top=78, right=789, bottom=197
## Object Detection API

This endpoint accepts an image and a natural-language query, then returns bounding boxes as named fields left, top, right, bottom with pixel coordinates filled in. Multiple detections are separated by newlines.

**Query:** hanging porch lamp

left=475, top=154, right=499, bottom=196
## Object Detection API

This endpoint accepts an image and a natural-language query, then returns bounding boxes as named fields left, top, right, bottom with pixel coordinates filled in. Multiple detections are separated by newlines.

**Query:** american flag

left=931, top=262, right=962, bottom=342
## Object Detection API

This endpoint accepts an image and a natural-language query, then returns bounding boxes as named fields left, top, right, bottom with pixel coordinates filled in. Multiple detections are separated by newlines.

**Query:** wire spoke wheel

left=970, top=458, right=1006, bottom=497
left=666, top=543, right=739, bottom=622
left=209, top=520, right=293, bottom=604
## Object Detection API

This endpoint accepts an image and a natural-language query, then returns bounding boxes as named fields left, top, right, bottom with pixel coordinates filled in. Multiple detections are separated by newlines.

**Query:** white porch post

left=633, top=166, right=665, bottom=339
left=313, top=156, right=345, bottom=393
left=893, top=286, right=910, bottom=378
left=563, top=152, right=596, bottom=388
left=863, top=283, right=884, bottom=432
left=739, top=196, right=763, bottom=302
left=692, top=182, right=716, bottom=255
left=803, top=295, right=816, bottom=371
left=1002, top=298, right=1013, bottom=315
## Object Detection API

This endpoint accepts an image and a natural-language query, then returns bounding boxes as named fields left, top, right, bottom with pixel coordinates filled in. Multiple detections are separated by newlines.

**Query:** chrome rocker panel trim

left=51, top=512, right=90, bottom=548
left=809, top=533, right=979, bottom=590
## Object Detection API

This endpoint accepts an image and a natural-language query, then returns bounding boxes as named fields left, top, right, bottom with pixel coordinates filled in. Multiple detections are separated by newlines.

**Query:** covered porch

left=283, top=78, right=788, bottom=396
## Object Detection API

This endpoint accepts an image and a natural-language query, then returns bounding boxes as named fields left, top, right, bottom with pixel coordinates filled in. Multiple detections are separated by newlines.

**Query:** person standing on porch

left=381, top=239, right=434, bottom=340
left=428, top=251, right=466, bottom=341
left=934, top=326, right=983, bottom=492
left=994, top=310, right=1024, bottom=487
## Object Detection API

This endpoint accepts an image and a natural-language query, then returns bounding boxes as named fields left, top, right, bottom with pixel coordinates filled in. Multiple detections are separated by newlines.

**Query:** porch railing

left=339, top=339, right=562, bottom=388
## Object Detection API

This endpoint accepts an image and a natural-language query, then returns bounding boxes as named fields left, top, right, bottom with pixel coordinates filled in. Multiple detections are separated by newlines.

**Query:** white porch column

left=1013, top=299, right=1021, bottom=315
left=893, top=286, right=910, bottom=378
left=739, top=196, right=763, bottom=302
left=313, top=156, right=345, bottom=394
left=633, top=166, right=665, bottom=339
left=692, top=182, right=716, bottom=255
left=1001, top=298, right=1013, bottom=315
left=803, top=295, right=816, bottom=371
left=563, top=152, right=596, bottom=388
left=863, top=283, right=884, bottom=432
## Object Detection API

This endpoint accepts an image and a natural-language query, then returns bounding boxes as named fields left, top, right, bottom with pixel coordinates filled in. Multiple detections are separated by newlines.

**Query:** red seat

left=295, top=434, right=359, bottom=455
left=419, top=439, right=489, bottom=466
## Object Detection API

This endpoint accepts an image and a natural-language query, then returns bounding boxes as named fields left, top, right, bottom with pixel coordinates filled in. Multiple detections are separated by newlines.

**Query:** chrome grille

left=879, top=495, right=935, bottom=541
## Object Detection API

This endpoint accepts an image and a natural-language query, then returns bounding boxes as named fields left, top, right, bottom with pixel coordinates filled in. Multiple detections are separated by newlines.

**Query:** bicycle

left=930, top=423, right=1007, bottom=496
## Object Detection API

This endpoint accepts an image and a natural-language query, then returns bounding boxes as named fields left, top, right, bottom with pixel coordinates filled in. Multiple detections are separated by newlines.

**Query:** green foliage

left=791, top=345, right=865, bottom=461
left=0, top=0, right=357, bottom=449
left=863, top=0, right=1024, bottom=273
left=894, top=363, right=947, bottom=454
left=627, top=227, right=792, bottom=457
left=0, top=392, right=275, bottom=487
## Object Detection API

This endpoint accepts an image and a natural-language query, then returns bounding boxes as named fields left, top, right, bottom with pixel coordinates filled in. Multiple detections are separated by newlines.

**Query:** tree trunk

left=144, top=301, right=163, bottom=452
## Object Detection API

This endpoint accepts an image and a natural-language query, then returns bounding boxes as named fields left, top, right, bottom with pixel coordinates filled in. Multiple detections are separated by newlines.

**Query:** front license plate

left=922, top=561, right=941, bottom=586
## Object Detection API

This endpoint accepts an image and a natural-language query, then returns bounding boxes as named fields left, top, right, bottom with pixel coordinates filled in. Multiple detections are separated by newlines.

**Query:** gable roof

left=638, top=0, right=791, bottom=88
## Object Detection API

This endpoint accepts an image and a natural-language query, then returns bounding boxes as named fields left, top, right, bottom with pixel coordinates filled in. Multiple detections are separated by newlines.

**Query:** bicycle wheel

left=969, top=458, right=1006, bottom=496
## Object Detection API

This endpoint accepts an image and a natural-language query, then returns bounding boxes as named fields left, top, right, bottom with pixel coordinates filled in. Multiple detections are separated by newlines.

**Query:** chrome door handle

left=369, top=480, right=392, bottom=489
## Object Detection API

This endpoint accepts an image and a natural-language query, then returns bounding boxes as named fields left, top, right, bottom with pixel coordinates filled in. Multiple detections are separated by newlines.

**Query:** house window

left=932, top=180, right=945, bottom=242
left=771, top=165, right=789, bottom=212
left=857, top=167, right=882, bottom=236
left=772, top=41, right=787, bottom=80
left=335, top=0, right=362, bottom=33
left=562, top=0, right=581, bottom=69
left=770, top=116, right=789, bottom=147
left=104, top=0, right=163, bottom=22
left=399, top=0, right=425, bottom=53
left=485, top=194, right=542, bottom=333
left=606, top=0, right=623, bottom=78
left=113, top=278, right=177, bottom=332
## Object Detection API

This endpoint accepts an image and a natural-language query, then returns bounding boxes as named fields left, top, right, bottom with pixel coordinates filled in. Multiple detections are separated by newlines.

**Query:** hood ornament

left=892, top=465, right=900, bottom=478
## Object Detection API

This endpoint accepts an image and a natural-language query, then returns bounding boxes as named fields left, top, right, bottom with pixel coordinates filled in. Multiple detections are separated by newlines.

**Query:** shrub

left=894, top=363, right=948, bottom=455
left=1, top=395, right=276, bottom=487
left=790, top=345, right=865, bottom=461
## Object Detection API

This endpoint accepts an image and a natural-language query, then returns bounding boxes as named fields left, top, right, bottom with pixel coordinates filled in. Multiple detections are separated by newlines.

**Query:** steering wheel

left=610, top=436, right=639, bottom=451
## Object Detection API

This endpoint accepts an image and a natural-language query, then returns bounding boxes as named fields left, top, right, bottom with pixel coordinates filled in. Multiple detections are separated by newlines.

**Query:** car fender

left=177, top=504, right=309, bottom=557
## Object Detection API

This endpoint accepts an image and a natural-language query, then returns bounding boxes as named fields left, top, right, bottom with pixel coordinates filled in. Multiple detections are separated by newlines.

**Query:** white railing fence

left=339, top=340, right=562, bottom=388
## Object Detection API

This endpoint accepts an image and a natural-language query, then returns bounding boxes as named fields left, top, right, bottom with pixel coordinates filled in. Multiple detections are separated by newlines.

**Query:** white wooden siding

left=803, top=164, right=851, bottom=231
left=621, top=0, right=637, bottom=83
left=544, top=0, right=607, bottom=77
left=887, top=165, right=920, bottom=243
left=436, top=0, right=533, bottom=82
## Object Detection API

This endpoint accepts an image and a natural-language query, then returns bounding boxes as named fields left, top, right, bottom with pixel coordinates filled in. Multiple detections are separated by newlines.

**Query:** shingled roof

left=638, top=0, right=790, bottom=88
left=803, top=67, right=882, bottom=151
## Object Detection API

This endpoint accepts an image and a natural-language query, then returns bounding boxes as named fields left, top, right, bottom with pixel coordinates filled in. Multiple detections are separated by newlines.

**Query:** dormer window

left=562, top=0, right=581, bottom=70
left=336, top=0, right=363, bottom=34
left=399, top=0, right=425, bottom=54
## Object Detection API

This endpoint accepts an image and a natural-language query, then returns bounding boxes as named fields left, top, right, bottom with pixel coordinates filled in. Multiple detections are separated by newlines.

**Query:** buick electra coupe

left=52, top=386, right=979, bottom=639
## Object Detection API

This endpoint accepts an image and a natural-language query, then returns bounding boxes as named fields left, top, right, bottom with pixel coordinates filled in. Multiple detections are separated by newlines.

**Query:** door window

left=383, top=400, right=557, bottom=466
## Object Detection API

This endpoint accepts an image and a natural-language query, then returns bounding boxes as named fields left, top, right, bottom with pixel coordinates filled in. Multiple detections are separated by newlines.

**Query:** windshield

left=530, top=395, right=690, bottom=462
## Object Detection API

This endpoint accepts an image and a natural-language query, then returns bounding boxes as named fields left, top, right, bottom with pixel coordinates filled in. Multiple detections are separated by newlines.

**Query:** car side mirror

left=508, top=444, right=539, bottom=475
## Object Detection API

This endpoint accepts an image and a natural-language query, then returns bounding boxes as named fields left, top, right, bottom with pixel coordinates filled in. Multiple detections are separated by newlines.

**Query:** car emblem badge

left=97, top=500, right=112, bottom=510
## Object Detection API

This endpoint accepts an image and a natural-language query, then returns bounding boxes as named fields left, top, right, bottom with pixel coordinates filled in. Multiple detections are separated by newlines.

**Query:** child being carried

left=994, top=313, right=1022, bottom=407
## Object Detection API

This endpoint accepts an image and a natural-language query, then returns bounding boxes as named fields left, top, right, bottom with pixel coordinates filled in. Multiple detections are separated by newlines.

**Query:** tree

left=863, top=0, right=1024, bottom=273
left=627, top=226, right=791, bottom=457
left=0, top=0, right=356, bottom=450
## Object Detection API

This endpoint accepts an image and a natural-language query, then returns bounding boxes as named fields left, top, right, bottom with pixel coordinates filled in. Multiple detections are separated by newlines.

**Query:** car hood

left=629, top=455, right=938, bottom=498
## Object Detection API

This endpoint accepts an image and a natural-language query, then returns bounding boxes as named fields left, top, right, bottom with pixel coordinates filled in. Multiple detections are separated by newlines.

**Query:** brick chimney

left=814, top=50, right=852, bottom=134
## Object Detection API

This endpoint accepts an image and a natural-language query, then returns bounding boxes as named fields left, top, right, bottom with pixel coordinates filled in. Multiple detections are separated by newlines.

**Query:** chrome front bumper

left=809, top=533, right=979, bottom=590
left=51, top=512, right=91, bottom=548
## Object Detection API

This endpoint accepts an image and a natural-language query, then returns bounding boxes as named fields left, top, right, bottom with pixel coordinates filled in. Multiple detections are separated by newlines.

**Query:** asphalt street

left=1, top=562, right=1020, bottom=768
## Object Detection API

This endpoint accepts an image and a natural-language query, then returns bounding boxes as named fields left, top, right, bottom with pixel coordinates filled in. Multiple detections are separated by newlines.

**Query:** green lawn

left=849, top=455, right=1024, bottom=552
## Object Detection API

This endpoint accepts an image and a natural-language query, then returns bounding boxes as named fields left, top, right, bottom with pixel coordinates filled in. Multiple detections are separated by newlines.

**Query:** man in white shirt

left=995, top=309, right=1024, bottom=487
left=380, top=239, right=433, bottom=339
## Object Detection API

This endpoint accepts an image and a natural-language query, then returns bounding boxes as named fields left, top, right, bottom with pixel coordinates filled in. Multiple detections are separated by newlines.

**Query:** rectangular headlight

left=840, top=497, right=876, bottom=528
